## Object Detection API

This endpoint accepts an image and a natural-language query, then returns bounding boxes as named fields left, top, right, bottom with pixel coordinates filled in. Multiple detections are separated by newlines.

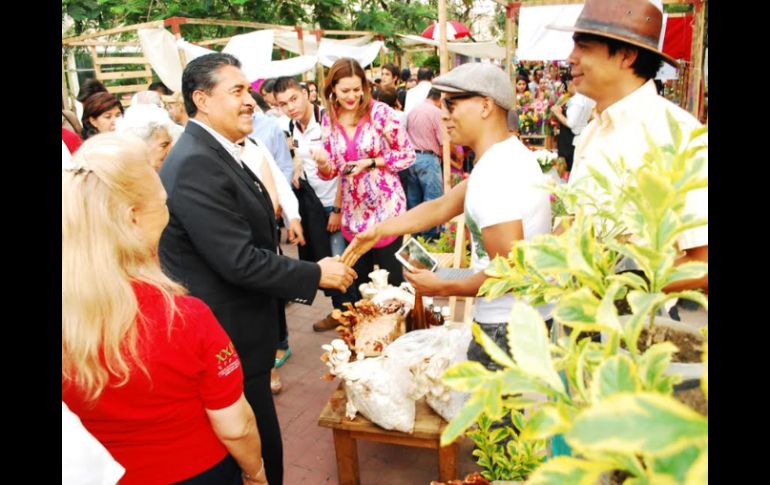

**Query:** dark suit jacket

left=159, top=121, right=321, bottom=377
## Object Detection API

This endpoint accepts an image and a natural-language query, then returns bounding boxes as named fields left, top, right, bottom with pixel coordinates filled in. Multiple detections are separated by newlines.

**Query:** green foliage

left=421, top=54, right=441, bottom=73
left=467, top=411, right=545, bottom=481
left=442, top=115, right=708, bottom=483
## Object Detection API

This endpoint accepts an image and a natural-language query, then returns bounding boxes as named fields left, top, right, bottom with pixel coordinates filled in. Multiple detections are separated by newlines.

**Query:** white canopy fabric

left=251, top=55, right=319, bottom=80
left=176, top=38, right=216, bottom=63
left=273, top=31, right=374, bottom=56
left=397, top=34, right=506, bottom=60
left=137, top=28, right=184, bottom=92
left=516, top=5, right=583, bottom=61
left=134, top=28, right=384, bottom=86
left=317, top=40, right=384, bottom=68
left=223, top=30, right=275, bottom=82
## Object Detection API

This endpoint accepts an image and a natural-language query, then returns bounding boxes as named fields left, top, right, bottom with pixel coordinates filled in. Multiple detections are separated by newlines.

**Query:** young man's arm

left=404, top=219, right=523, bottom=297
left=341, top=180, right=468, bottom=266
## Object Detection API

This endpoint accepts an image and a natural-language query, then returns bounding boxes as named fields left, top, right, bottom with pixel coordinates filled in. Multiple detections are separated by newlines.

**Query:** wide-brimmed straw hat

left=548, top=0, right=678, bottom=67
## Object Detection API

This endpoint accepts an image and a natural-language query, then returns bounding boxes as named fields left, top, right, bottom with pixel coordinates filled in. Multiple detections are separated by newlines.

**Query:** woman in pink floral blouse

left=313, top=58, right=415, bottom=289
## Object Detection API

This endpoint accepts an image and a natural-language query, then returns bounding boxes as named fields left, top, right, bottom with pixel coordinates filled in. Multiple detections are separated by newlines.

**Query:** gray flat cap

left=431, top=63, right=514, bottom=111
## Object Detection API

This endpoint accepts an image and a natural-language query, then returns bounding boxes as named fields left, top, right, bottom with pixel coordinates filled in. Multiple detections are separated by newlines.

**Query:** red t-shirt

left=62, top=127, right=82, bottom=155
left=63, top=283, right=244, bottom=484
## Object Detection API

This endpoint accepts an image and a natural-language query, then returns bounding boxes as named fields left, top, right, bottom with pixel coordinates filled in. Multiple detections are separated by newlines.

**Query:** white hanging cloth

left=137, top=28, right=184, bottom=93
left=317, top=40, right=384, bottom=68
left=223, top=30, right=275, bottom=83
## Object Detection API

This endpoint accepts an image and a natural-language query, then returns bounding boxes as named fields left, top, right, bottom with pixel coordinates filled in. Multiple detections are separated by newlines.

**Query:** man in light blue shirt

left=250, top=91, right=293, bottom=183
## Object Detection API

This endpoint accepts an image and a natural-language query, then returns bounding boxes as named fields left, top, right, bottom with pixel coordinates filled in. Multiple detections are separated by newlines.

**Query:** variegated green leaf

left=554, top=288, right=600, bottom=330
left=663, top=262, right=708, bottom=288
left=622, top=291, right=664, bottom=352
left=587, top=451, right=646, bottom=479
left=528, top=238, right=568, bottom=272
left=669, top=290, right=708, bottom=311
left=567, top=392, right=708, bottom=456
left=499, top=368, right=547, bottom=396
left=684, top=447, right=708, bottom=485
left=701, top=340, right=708, bottom=400
left=521, top=404, right=571, bottom=441
left=472, top=322, right=516, bottom=369
left=485, top=254, right=512, bottom=278
left=527, top=456, right=610, bottom=485
left=481, top=278, right=518, bottom=301
left=590, top=354, right=640, bottom=401
left=441, top=391, right=485, bottom=445
left=687, top=124, right=708, bottom=143
left=638, top=342, right=680, bottom=393
left=666, top=111, right=683, bottom=150
left=628, top=474, right=677, bottom=485
left=596, top=283, right=623, bottom=334
left=442, top=360, right=493, bottom=392
left=507, top=302, right=565, bottom=394
left=607, top=271, right=649, bottom=291
left=651, top=445, right=703, bottom=484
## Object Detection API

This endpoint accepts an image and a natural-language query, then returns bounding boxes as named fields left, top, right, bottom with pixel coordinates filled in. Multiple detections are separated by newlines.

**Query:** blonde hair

left=62, top=132, right=185, bottom=402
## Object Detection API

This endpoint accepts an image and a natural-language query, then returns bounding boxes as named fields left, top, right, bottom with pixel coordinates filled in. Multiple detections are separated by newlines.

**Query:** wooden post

left=165, top=16, right=188, bottom=70
left=61, top=49, right=71, bottom=110
left=296, top=26, right=307, bottom=82
left=505, top=4, right=513, bottom=81
left=439, top=0, right=451, bottom=194
left=65, top=49, right=80, bottom=112
left=438, top=442, right=459, bottom=482
left=379, top=35, right=386, bottom=68
left=510, top=3, right=520, bottom=111
left=438, top=0, right=449, bottom=75
left=314, top=29, right=325, bottom=90
left=687, top=0, right=706, bottom=117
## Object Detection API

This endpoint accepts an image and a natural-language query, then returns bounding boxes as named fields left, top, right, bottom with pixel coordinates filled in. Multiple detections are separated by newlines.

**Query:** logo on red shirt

left=216, top=342, right=240, bottom=377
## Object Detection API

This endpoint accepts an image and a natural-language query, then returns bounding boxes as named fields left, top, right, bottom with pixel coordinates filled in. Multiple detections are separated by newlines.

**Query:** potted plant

left=438, top=115, right=708, bottom=484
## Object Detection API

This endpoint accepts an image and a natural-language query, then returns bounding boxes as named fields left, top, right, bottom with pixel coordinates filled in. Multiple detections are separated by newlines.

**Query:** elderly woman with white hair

left=116, top=104, right=182, bottom=171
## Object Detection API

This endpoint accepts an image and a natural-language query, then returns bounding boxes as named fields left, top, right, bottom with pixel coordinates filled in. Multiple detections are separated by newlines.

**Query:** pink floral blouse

left=319, top=101, right=415, bottom=247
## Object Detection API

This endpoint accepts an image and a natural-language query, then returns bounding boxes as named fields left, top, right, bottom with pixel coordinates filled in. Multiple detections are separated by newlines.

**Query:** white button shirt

left=570, top=80, right=708, bottom=250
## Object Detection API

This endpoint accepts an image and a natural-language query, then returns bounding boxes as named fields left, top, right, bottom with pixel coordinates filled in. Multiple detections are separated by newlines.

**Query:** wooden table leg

left=438, top=442, right=458, bottom=482
left=332, top=429, right=360, bottom=485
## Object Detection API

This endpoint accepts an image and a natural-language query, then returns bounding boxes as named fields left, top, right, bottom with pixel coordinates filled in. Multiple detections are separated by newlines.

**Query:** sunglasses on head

left=442, top=92, right=482, bottom=112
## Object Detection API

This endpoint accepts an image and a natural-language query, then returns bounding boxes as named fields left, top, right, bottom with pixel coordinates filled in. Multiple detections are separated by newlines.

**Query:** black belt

left=415, top=149, right=438, bottom=156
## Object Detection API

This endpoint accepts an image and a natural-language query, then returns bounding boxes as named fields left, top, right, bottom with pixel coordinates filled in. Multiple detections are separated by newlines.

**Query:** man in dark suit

left=159, top=53, right=356, bottom=485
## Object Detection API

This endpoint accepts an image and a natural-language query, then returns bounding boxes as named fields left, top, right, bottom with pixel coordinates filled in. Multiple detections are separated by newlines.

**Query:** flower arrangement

left=531, top=148, right=557, bottom=173
left=518, top=90, right=561, bottom=136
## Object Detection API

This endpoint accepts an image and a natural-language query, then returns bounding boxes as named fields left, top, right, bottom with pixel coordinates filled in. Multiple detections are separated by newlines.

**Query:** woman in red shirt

left=62, top=132, right=267, bottom=485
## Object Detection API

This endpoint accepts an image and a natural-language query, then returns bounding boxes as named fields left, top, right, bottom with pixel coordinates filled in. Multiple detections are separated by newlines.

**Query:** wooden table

left=318, top=385, right=459, bottom=485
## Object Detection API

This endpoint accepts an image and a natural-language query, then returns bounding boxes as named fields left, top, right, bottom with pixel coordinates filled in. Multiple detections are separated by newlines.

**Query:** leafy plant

left=440, top=113, right=708, bottom=484
left=468, top=411, right=545, bottom=481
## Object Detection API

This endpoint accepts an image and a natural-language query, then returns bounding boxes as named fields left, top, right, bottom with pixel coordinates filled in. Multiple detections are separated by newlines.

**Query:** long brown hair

left=322, top=58, right=372, bottom=125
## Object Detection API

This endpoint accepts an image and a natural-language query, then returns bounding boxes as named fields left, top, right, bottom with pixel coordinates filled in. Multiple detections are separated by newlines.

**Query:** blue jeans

left=324, top=206, right=356, bottom=310
left=403, top=152, right=444, bottom=239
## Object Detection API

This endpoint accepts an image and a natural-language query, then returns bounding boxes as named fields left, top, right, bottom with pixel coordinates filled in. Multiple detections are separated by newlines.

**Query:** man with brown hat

left=551, top=0, right=708, bottom=292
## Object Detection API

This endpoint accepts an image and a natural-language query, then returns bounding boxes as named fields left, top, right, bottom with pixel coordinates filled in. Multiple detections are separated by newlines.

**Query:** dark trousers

left=244, top=371, right=283, bottom=485
left=173, top=454, right=240, bottom=485
left=351, top=236, right=404, bottom=296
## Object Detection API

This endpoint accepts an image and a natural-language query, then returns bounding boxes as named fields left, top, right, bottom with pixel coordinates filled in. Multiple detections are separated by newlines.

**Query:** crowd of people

left=62, top=1, right=707, bottom=483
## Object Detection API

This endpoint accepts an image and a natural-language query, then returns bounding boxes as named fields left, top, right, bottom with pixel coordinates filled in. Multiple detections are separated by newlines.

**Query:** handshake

left=317, top=256, right=357, bottom=292
left=316, top=225, right=382, bottom=293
